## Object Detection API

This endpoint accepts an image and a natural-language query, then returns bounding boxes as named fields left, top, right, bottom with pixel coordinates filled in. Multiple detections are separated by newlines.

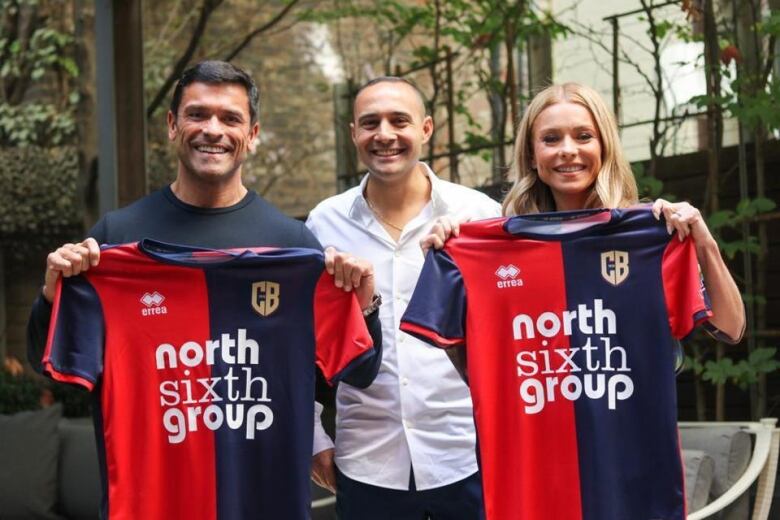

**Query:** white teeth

left=556, top=165, right=585, bottom=172
left=196, top=145, right=227, bottom=153
left=373, top=149, right=401, bottom=156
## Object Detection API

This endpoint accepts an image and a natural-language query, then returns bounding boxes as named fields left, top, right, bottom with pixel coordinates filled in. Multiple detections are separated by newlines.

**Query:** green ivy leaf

left=751, top=197, right=777, bottom=213
left=708, top=210, right=735, bottom=230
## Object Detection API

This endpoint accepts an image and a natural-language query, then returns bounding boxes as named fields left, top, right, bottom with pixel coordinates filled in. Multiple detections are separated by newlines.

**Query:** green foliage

left=631, top=162, right=665, bottom=200
left=0, top=145, right=81, bottom=256
left=707, top=197, right=777, bottom=259
left=49, top=382, right=91, bottom=417
left=0, top=102, right=76, bottom=145
left=0, top=26, right=78, bottom=80
left=757, top=11, right=780, bottom=37
left=651, top=18, right=693, bottom=42
left=701, top=348, right=780, bottom=390
left=0, top=0, right=79, bottom=146
left=0, top=370, right=42, bottom=414
left=0, top=370, right=91, bottom=417
left=684, top=354, right=704, bottom=376
left=688, top=11, right=780, bottom=134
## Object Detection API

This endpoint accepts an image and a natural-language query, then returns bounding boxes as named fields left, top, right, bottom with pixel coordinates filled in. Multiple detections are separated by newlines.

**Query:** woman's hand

left=652, top=199, right=745, bottom=343
left=420, top=215, right=467, bottom=256
left=651, top=199, right=715, bottom=247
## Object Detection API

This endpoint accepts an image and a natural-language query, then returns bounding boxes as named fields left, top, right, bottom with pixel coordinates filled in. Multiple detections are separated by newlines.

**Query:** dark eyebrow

left=183, top=105, right=245, bottom=120
left=222, top=110, right=245, bottom=120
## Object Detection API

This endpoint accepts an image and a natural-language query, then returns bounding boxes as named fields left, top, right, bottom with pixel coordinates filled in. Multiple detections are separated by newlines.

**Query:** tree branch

left=146, top=0, right=223, bottom=119
left=222, top=0, right=302, bottom=62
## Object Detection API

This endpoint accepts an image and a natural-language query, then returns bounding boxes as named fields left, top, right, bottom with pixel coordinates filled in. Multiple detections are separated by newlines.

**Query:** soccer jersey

left=43, top=240, right=374, bottom=520
left=400, top=207, right=714, bottom=520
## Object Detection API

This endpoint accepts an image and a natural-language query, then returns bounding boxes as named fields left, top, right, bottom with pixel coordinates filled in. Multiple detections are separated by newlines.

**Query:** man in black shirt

left=27, top=60, right=380, bottom=384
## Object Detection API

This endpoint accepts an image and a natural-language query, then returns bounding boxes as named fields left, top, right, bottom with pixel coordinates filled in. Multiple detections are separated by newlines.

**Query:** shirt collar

left=348, top=163, right=450, bottom=221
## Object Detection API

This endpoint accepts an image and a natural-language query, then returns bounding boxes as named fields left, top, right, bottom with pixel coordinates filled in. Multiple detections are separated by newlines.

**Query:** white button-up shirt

left=306, top=165, right=501, bottom=490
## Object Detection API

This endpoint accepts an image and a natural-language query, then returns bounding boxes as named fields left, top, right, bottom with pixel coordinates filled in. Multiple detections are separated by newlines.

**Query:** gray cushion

left=683, top=449, right=715, bottom=513
left=57, top=418, right=101, bottom=520
left=680, top=426, right=751, bottom=520
left=0, top=404, right=64, bottom=519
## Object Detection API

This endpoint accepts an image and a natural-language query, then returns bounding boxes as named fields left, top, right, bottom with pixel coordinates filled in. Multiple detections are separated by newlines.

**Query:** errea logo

left=140, top=291, right=168, bottom=316
left=495, top=264, right=523, bottom=289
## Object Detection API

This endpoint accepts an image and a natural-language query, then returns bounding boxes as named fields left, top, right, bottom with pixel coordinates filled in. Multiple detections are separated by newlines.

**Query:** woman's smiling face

left=530, top=101, right=603, bottom=211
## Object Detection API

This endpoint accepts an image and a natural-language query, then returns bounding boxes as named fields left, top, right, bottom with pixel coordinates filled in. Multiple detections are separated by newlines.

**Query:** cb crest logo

left=600, top=251, right=629, bottom=286
left=252, top=281, right=280, bottom=316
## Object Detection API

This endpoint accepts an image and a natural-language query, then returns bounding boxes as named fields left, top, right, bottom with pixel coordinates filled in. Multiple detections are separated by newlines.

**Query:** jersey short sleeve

left=313, top=271, right=374, bottom=384
left=661, top=234, right=713, bottom=339
left=42, top=276, right=105, bottom=391
left=400, top=249, right=467, bottom=348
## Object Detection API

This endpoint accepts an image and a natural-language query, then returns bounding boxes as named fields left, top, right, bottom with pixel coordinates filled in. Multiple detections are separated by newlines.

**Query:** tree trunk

left=504, top=20, right=518, bottom=139
left=735, top=0, right=762, bottom=418
left=693, top=344, right=708, bottom=421
left=488, top=41, right=506, bottom=181
left=698, top=0, right=723, bottom=421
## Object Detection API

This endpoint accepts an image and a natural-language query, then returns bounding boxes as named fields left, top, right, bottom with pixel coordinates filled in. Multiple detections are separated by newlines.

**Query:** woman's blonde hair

left=501, top=82, right=638, bottom=216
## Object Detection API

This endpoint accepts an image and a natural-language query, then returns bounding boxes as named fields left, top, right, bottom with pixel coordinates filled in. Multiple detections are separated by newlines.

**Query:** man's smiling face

left=351, top=81, right=433, bottom=183
left=168, top=82, right=259, bottom=185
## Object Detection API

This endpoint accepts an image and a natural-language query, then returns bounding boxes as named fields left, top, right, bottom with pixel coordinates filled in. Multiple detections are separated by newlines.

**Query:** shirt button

left=402, top=378, right=409, bottom=386
left=394, top=250, right=401, bottom=258
left=398, top=334, right=405, bottom=343
left=404, top=420, right=413, bottom=429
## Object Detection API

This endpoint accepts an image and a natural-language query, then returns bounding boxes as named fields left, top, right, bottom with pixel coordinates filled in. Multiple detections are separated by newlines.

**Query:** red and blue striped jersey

left=43, top=240, right=374, bottom=520
left=400, top=207, right=714, bottom=520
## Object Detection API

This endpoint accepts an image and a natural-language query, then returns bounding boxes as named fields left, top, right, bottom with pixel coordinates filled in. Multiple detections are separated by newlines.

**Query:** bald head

left=349, top=76, right=434, bottom=183
left=353, top=77, right=428, bottom=120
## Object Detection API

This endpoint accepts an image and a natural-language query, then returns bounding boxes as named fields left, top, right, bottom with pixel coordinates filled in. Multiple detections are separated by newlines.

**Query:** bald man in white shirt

left=307, top=77, right=500, bottom=519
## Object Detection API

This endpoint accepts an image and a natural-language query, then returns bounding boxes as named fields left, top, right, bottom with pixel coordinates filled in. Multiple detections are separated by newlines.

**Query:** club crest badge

left=600, top=251, right=629, bottom=286
left=252, top=281, right=280, bottom=316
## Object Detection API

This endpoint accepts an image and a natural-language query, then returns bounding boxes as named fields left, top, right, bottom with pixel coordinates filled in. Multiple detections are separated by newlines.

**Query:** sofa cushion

left=58, top=418, right=101, bottom=520
left=683, top=448, right=715, bottom=513
left=0, top=404, right=64, bottom=519
left=680, top=426, right=751, bottom=520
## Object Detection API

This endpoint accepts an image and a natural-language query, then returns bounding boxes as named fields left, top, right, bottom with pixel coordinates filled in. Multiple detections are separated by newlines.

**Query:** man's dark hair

left=170, top=60, right=259, bottom=124
left=354, top=76, right=429, bottom=116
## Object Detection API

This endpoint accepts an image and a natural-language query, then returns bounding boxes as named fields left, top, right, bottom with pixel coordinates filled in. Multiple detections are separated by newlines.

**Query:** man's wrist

left=42, top=284, right=55, bottom=304
left=362, top=293, right=382, bottom=316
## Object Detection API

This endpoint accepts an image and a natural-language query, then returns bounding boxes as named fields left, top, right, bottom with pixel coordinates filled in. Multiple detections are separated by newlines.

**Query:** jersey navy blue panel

left=401, top=250, right=467, bottom=347
left=47, top=276, right=105, bottom=387
left=560, top=211, right=685, bottom=520
left=204, top=253, right=324, bottom=520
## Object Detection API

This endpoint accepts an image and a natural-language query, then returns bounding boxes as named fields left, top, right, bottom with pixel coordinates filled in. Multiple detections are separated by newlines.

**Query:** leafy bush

left=0, top=370, right=92, bottom=417
left=0, top=145, right=82, bottom=257
left=0, top=370, right=43, bottom=414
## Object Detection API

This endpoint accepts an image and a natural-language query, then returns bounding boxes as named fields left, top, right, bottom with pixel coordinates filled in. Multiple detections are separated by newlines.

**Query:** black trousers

left=335, top=466, right=484, bottom=520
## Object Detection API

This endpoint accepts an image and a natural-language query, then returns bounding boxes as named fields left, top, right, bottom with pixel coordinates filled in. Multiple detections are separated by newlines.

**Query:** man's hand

left=324, top=247, right=375, bottom=310
left=311, top=448, right=336, bottom=493
left=43, top=238, right=101, bottom=303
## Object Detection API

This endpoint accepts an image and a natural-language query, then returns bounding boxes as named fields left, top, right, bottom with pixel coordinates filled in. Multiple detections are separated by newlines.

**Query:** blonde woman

left=424, top=82, right=744, bottom=341
left=408, top=82, right=746, bottom=519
